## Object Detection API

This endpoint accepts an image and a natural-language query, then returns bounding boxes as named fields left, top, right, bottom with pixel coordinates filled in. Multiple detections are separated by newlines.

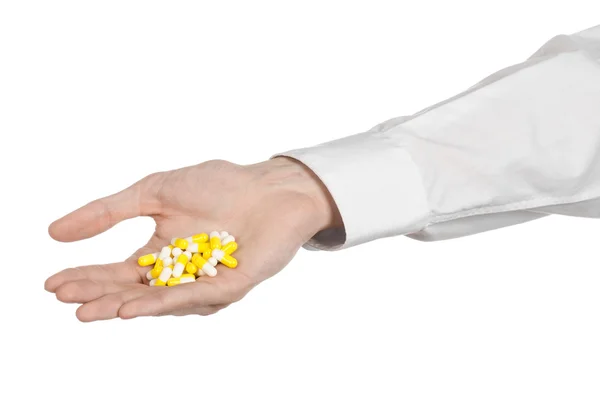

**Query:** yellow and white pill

left=222, top=241, right=238, bottom=255
left=138, top=252, right=159, bottom=266
left=150, top=264, right=163, bottom=279
left=211, top=248, right=238, bottom=268
left=209, top=231, right=221, bottom=250
left=171, top=238, right=189, bottom=250
left=158, top=266, right=173, bottom=283
left=192, top=254, right=217, bottom=277
left=172, top=255, right=189, bottom=278
left=167, top=274, right=195, bottom=286
left=187, top=242, right=210, bottom=253
left=185, top=233, right=209, bottom=244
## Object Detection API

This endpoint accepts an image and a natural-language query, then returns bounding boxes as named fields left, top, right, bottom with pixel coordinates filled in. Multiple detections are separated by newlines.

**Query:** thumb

left=49, top=173, right=164, bottom=242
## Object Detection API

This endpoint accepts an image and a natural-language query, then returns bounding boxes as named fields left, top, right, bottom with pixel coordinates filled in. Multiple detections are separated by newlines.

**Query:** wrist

left=252, top=157, right=343, bottom=237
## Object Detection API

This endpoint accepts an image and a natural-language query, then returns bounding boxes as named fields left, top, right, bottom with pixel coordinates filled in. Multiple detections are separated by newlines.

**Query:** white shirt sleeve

left=277, top=24, right=600, bottom=250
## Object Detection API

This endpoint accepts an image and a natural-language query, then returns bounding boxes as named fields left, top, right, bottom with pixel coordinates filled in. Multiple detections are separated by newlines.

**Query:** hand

left=45, top=158, right=341, bottom=321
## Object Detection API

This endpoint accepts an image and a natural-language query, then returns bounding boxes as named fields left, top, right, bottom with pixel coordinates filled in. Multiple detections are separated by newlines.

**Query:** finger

left=49, top=173, right=164, bottom=242
left=55, top=280, right=143, bottom=304
left=163, top=303, right=229, bottom=317
left=44, top=261, right=141, bottom=292
left=118, top=280, right=229, bottom=319
left=76, top=286, right=156, bottom=322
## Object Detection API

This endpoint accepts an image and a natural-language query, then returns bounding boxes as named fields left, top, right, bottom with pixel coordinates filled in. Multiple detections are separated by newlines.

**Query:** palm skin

left=45, top=158, right=341, bottom=321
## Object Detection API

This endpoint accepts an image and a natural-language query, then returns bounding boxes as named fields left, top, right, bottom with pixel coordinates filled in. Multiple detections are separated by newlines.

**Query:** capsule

left=222, top=241, right=238, bottom=255
left=220, top=231, right=229, bottom=240
left=202, top=249, right=212, bottom=259
left=221, top=235, right=235, bottom=245
left=195, top=268, right=206, bottom=277
left=146, top=270, right=154, bottom=281
left=185, top=233, right=209, bottom=244
left=192, top=254, right=217, bottom=277
left=172, top=255, right=189, bottom=278
left=167, top=274, right=195, bottom=286
left=186, top=242, right=211, bottom=253
left=150, top=263, right=164, bottom=279
left=159, top=246, right=172, bottom=259
left=158, top=266, right=173, bottom=283
left=183, top=251, right=192, bottom=260
left=138, top=252, right=159, bottom=266
left=185, top=263, right=198, bottom=274
left=209, top=231, right=221, bottom=250
left=205, top=257, right=218, bottom=277
left=211, top=248, right=238, bottom=268
left=171, top=238, right=189, bottom=250
left=154, top=279, right=166, bottom=286
left=149, top=279, right=158, bottom=286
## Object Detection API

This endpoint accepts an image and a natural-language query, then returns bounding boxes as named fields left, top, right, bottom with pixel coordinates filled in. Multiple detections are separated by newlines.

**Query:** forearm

left=278, top=24, right=600, bottom=249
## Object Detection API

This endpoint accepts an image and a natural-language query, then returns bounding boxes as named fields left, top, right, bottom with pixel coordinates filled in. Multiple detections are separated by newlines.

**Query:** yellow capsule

left=222, top=241, right=238, bottom=255
left=220, top=255, right=238, bottom=269
left=138, top=253, right=159, bottom=266
left=168, top=244, right=174, bottom=250
left=150, top=264, right=164, bottom=279
left=167, top=265, right=174, bottom=270
left=202, top=249, right=212, bottom=260
left=186, top=263, right=198, bottom=274
left=155, top=279, right=166, bottom=286
left=192, top=233, right=209, bottom=244
left=173, top=238, right=188, bottom=250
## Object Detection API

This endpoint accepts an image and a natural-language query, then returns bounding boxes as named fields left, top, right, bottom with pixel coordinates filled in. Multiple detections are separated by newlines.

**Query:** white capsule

left=195, top=268, right=206, bottom=277
left=171, top=247, right=183, bottom=258
left=209, top=231, right=220, bottom=239
left=149, top=279, right=157, bottom=286
left=221, top=235, right=235, bottom=245
left=158, top=267, right=173, bottom=283
left=146, top=270, right=154, bottom=281
left=183, top=251, right=192, bottom=260
left=172, top=262, right=185, bottom=278
left=159, top=246, right=172, bottom=259
left=162, top=256, right=173, bottom=267
left=170, top=238, right=177, bottom=245
left=220, top=231, right=229, bottom=240
left=211, top=249, right=224, bottom=261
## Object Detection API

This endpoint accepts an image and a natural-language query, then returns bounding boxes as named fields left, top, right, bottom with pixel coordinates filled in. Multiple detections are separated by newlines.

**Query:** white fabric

left=278, top=24, right=600, bottom=250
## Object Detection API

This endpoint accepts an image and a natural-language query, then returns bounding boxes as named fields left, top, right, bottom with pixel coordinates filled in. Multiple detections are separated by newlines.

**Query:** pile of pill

left=137, top=231, right=237, bottom=286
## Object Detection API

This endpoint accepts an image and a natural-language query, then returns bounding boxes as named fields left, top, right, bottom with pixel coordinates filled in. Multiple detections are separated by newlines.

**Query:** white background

left=1, top=1, right=599, bottom=396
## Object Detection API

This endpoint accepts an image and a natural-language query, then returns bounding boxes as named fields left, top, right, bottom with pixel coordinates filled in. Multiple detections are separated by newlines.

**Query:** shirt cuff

left=276, top=131, right=430, bottom=250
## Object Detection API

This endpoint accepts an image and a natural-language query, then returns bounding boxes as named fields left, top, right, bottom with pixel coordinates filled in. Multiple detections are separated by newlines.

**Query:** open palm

left=45, top=158, right=339, bottom=321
